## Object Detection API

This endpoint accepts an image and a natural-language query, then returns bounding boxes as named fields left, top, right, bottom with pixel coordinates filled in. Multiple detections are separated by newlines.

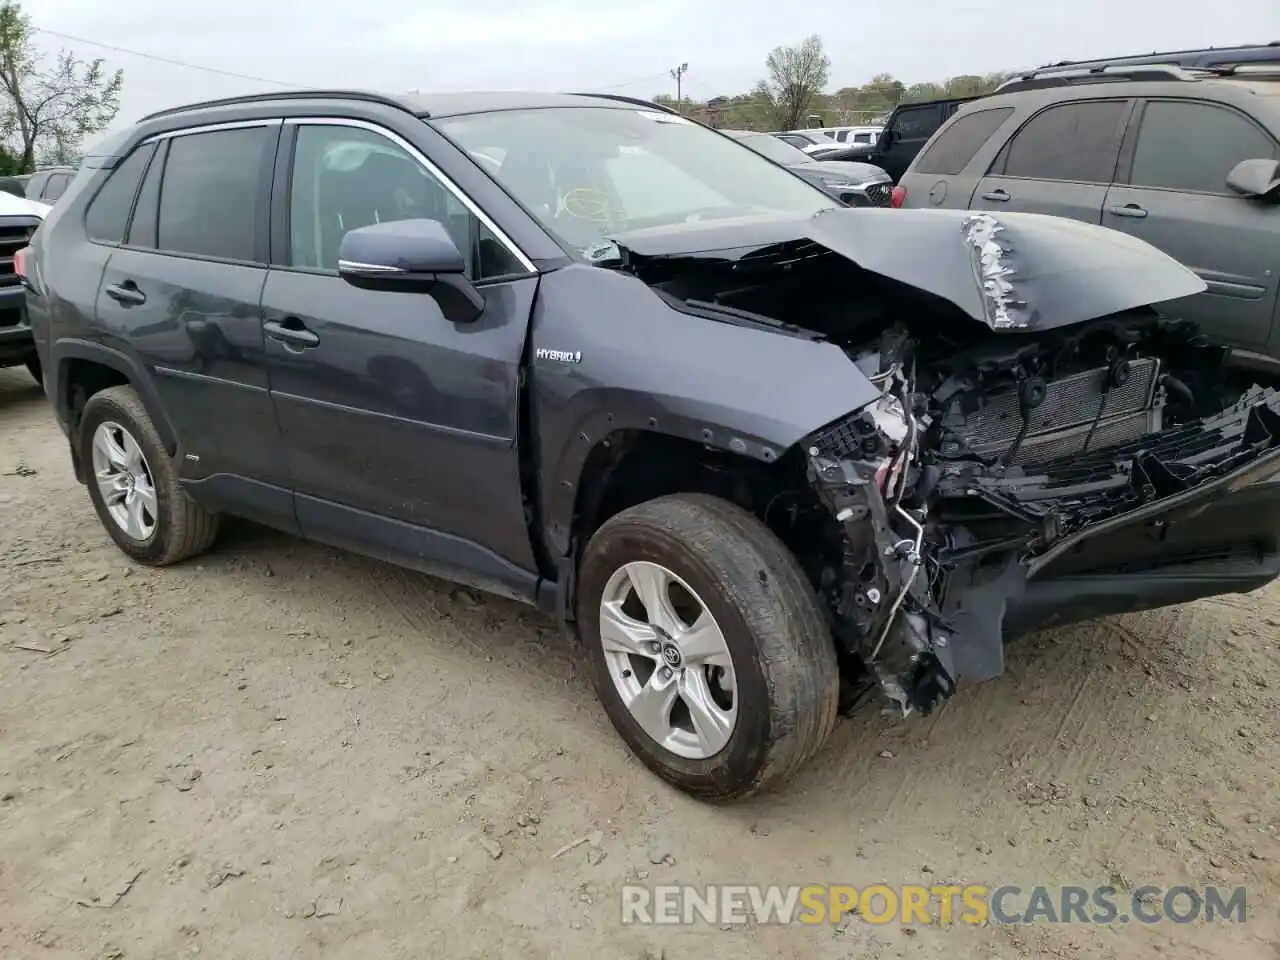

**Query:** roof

left=139, top=88, right=674, bottom=123
left=969, top=74, right=1280, bottom=116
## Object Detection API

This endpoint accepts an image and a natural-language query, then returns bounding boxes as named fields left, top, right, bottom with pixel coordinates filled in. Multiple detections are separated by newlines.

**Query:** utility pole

left=669, top=63, right=688, bottom=104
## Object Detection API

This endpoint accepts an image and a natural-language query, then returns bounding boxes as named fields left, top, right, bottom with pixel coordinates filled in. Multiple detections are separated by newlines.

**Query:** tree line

left=653, top=34, right=1014, bottom=130
left=0, top=0, right=121, bottom=175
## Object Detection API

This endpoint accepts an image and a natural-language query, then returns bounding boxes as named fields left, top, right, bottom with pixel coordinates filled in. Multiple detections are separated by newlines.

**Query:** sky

left=28, top=0, right=1280, bottom=134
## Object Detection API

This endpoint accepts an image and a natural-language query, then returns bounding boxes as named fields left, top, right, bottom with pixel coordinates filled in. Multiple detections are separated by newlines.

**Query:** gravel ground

left=1, top=365, right=1278, bottom=960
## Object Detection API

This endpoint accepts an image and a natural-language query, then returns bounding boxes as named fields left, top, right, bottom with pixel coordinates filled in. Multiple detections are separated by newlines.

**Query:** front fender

left=530, top=264, right=880, bottom=557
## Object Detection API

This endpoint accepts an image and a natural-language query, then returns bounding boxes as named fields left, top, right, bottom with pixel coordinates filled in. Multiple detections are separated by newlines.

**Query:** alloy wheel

left=91, top=420, right=159, bottom=542
left=598, top=560, right=738, bottom=759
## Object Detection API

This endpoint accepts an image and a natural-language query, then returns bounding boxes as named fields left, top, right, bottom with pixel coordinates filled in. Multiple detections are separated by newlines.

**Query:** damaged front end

left=608, top=207, right=1280, bottom=717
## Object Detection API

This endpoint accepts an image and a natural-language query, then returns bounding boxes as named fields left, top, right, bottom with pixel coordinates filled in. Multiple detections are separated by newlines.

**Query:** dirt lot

left=1, top=366, right=1279, bottom=959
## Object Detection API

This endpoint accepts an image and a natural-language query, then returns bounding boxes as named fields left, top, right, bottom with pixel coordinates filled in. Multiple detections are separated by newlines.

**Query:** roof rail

left=1039, top=42, right=1280, bottom=70
left=138, top=89, right=421, bottom=123
left=1201, top=62, right=1280, bottom=78
left=565, top=91, right=679, bottom=114
left=995, top=63, right=1203, bottom=93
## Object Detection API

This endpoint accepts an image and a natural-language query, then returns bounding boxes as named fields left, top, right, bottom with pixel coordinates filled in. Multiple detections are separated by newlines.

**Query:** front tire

left=79, top=385, right=219, bottom=565
left=25, top=355, right=41, bottom=385
left=577, top=493, right=840, bottom=802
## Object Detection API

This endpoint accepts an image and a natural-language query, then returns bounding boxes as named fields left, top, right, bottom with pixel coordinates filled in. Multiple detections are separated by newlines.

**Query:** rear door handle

left=104, top=281, right=146, bottom=306
left=981, top=188, right=1010, bottom=202
left=264, top=318, right=320, bottom=348
left=1108, top=203, right=1148, bottom=219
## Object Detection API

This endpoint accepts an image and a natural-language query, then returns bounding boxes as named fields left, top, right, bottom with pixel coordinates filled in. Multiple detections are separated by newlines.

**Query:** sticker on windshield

left=636, top=110, right=692, bottom=124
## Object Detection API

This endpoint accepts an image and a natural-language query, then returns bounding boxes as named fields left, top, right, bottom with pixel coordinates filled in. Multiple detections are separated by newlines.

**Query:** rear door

left=94, top=121, right=293, bottom=521
left=969, top=99, right=1133, bottom=222
left=259, top=118, right=542, bottom=597
left=1101, top=98, right=1280, bottom=351
left=899, top=105, right=1017, bottom=209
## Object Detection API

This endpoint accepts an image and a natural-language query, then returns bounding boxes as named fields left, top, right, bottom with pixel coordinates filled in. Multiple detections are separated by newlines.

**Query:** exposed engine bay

left=609, top=212, right=1280, bottom=718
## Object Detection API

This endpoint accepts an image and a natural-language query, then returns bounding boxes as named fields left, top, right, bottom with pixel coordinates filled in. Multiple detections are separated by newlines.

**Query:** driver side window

left=288, top=124, right=522, bottom=279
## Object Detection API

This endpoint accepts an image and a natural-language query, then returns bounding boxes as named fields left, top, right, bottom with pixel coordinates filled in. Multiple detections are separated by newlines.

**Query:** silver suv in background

left=896, top=65, right=1280, bottom=371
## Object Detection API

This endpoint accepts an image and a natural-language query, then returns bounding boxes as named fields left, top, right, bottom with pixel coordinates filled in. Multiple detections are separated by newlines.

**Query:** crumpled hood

left=609, top=207, right=1208, bottom=332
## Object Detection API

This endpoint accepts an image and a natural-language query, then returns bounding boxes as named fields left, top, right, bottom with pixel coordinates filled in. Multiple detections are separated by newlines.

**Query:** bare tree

left=757, top=35, right=830, bottom=130
left=0, top=1, right=122, bottom=172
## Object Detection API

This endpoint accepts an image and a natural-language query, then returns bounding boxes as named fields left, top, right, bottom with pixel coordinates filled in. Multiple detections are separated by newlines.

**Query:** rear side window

left=997, top=101, right=1129, bottom=183
left=913, top=107, right=1014, bottom=175
left=42, top=173, right=71, bottom=201
left=85, top=143, right=156, bottom=243
left=126, top=141, right=166, bottom=248
left=1128, top=100, right=1279, bottom=194
left=157, top=126, right=271, bottom=261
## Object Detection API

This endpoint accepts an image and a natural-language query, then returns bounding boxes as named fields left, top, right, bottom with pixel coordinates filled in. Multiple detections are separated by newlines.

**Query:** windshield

left=734, top=133, right=812, bottom=166
left=433, top=106, right=834, bottom=256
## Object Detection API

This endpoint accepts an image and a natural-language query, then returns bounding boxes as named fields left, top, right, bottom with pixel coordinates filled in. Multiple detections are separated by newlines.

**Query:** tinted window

left=85, top=143, right=156, bottom=243
left=288, top=124, right=522, bottom=279
left=1129, top=100, right=1279, bottom=194
left=42, top=173, right=71, bottom=200
left=999, top=101, right=1129, bottom=182
left=891, top=105, right=943, bottom=138
left=157, top=127, right=270, bottom=261
left=914, top=107, right=1014, bottom=175
left=126, top=141, right=165, bottom=248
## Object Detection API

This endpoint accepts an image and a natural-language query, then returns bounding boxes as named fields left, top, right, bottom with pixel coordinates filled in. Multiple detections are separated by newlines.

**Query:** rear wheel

left=25, top=355, right=41, bottom=385
left=577, top=493, right=840, bottom=802
left=79, top=385, right=219, bottom=565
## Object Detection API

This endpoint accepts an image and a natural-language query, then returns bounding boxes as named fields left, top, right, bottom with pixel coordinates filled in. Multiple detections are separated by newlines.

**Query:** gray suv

left=897, top=66, right=1280, bottom=370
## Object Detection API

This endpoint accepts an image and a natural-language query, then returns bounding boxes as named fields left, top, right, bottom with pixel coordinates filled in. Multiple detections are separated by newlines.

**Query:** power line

left=592, top=71, right=672, bottom=91
left=30, top=26, right=299, bottom=88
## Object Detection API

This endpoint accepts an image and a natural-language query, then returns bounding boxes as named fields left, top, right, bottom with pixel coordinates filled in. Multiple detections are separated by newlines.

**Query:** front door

left=260, top=119, right=541, bottom=599
left=968, top=99, right=1132, bottom=223
left=1102, top=99, right=1280, bottom=351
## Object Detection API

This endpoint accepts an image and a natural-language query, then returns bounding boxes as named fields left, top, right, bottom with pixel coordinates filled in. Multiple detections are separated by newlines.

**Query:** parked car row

left=0, top=165, right=77, bottom=205
left=724, top=130, right=892, bottom=205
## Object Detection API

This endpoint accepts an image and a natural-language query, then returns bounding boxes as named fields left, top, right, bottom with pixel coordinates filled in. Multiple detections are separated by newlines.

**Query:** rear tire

left=79, top=385, right=219, bottom=565
left=577, top=493, right=840, bottom=802
left=25, top=355, right=41, bottom=385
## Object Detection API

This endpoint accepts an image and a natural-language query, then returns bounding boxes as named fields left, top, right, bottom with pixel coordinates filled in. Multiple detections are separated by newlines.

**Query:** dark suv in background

left=896, top=64, right=1280, bottom=370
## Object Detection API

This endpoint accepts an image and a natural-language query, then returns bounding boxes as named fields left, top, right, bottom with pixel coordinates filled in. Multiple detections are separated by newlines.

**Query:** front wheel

left=577, top=493, right=840, bottom=802
left=25, top=355, right=41, bottom=385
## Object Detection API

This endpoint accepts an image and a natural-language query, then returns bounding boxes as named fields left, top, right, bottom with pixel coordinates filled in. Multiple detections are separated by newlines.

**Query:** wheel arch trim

left=50, top=338, right=179, bottom=455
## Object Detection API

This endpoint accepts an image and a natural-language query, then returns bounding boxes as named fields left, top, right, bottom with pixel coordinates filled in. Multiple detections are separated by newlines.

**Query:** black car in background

left=723, top=130, right=892, bottom=205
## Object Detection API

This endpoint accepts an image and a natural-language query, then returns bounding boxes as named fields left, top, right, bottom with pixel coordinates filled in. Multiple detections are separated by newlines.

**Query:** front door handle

left=104, top=281, right=146, bottom=306
left=981, top=188, right=1010, bottom=202
left=1108, top=203, right=1148, bottom=219
left=264, top=318, right=320, bottom=348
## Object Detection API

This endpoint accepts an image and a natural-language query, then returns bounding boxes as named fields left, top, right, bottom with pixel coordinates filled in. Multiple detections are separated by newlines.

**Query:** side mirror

left=337, top=219, right=485, bottom=324
left=1226, top=158, right=1280, bottom=202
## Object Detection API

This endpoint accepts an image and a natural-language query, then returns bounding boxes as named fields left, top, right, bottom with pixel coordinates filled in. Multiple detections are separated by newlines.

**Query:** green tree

left=757, top=34, right=830, bottom=130
left=0, top=1, right=122, bottom=172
